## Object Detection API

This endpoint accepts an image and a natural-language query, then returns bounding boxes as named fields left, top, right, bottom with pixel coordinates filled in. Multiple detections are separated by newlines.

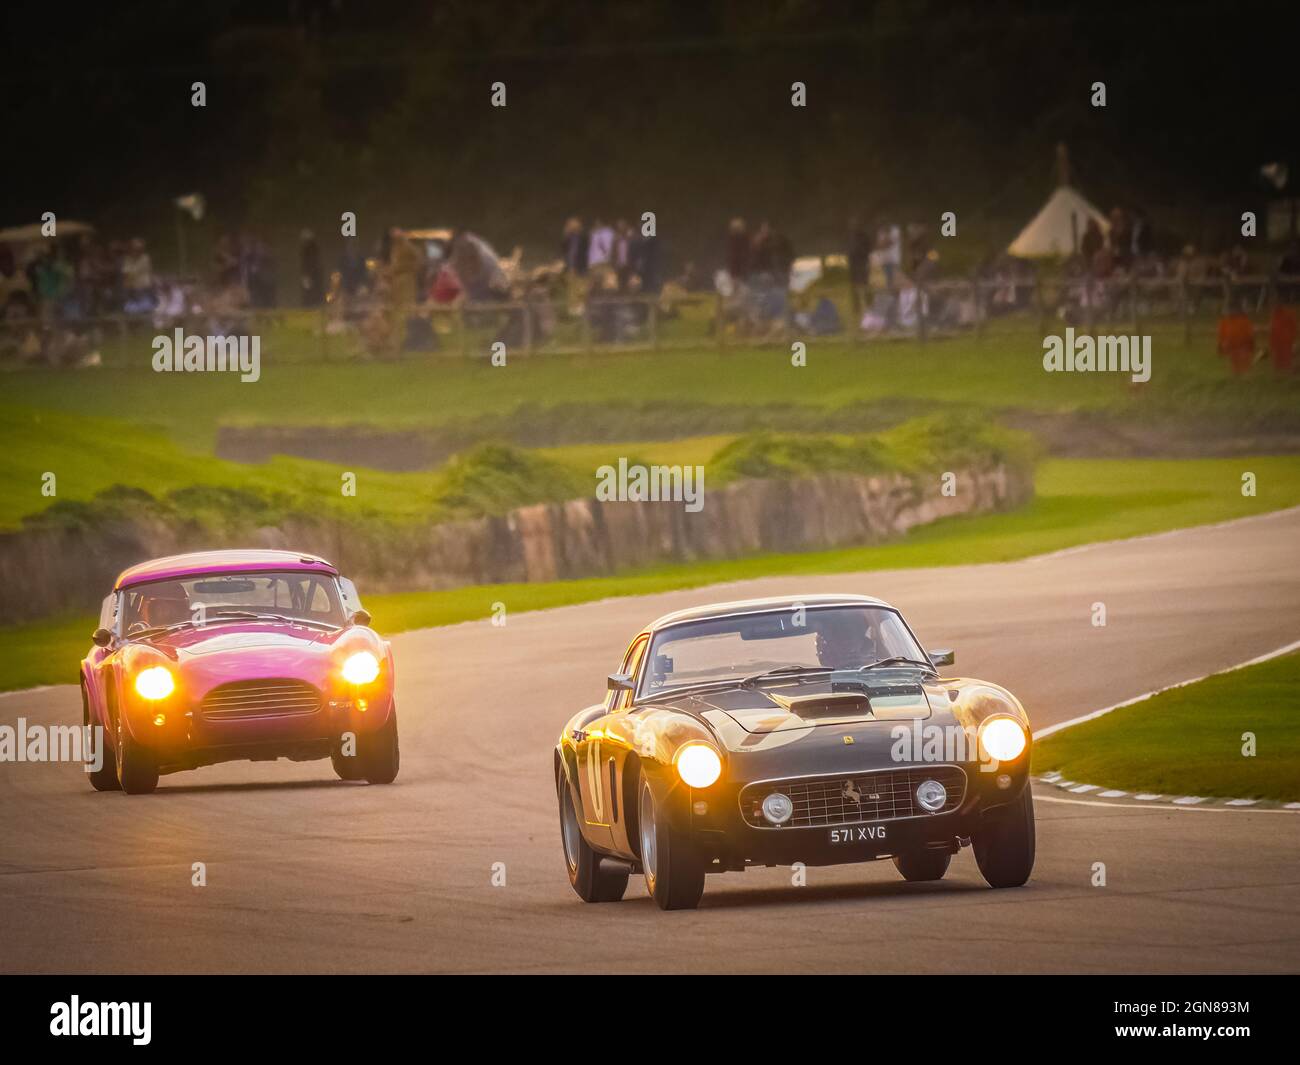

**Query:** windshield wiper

left=857, top=656, right=937, bottom=674
left=128, top=617, right=249, bottom=640
left=739, top=665, right=835, bottom=689
left=210, top=610, right=286, bottom=621
left=208, top=610, right=336, bottom=630
left=126, top=612, right=336, bottom=640
left=126, top=624, right=182, bottom=640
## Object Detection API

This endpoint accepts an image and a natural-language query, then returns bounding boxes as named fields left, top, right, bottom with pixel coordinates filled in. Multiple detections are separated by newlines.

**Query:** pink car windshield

left=121, top=571, right=346, bottom=632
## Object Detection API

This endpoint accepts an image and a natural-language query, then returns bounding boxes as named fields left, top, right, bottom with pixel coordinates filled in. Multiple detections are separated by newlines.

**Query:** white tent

left=1007, top=186, right=1108, bottom=258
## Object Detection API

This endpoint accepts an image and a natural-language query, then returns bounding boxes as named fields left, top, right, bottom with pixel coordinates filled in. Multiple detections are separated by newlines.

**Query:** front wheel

left=558, top=769, right=628, bottom=902
left=893, top=849, right=951, bottom=882
left=638, top=773, right=705, bottom=910
left=356, top=704, right=400, bottom=784
left=330, top=744, right=364, bottom=781
left=115, top=714, right=158, bottom=795
left=973, top=785, right=1036, bottom=888
left=83, top=685, right=119, bottom=792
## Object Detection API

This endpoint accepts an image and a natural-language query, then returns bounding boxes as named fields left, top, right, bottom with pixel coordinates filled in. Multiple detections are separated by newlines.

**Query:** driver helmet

left=811, top=611, right=876, bottom=669
left=139, top=582, right=192, bottom=628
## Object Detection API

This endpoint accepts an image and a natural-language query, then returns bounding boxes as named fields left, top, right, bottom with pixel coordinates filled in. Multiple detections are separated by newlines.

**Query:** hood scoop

left=718, top=682, right=932, bottom=734
left=768, top=691, right=872, bottom=718
left=856, top=683, right=931, bottom=720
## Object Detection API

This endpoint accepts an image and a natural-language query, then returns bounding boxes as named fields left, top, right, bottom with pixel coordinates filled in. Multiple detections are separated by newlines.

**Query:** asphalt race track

left=2, top=509, right=1298, bottom=974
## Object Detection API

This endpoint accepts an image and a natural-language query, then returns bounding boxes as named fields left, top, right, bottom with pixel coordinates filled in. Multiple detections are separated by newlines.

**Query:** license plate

left=828, top=824, right=888, bottom=845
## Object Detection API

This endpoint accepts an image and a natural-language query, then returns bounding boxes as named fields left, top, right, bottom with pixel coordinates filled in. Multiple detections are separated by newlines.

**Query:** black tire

left=115, top=712, right=158, bottom=795
left=330, top=744, right=364, bottom=781
left=638, top=772, right=705, bottom=910
left=356, top=705, right=400, bottom=785
left=893, top=849, right=951, bottom=882
left=973, top=784, right=1036, bottom=888
left=558, top=769, right=628, bottom=902
left=83, top=685, right=119, bottom=792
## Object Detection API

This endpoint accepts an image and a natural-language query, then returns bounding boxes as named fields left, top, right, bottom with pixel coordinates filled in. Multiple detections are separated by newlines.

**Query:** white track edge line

left=1035, top=638, right=1300, bottom=740
left=1036, top=793, right=1299, bottom=814
left=1024, top=504, right=1300, bottom=563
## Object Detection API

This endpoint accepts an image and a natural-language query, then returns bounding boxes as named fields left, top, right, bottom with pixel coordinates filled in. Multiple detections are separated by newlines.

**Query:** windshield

left=121, top=571, right=346, bottom=633
left=641, top=606, right=927, bottom=695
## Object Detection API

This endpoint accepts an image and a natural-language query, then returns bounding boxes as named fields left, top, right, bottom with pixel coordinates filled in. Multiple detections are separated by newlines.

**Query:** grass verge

left=1033, top=650, right=1300, bottom=802
left=3, top=454, right=1296, bottom=693
left=9, top=329, right=1299, bottom=451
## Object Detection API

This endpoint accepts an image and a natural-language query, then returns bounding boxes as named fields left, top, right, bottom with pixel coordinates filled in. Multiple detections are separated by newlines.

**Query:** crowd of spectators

left=840, top=204, right=1300, bottom=339
left=1046, top=206, right=1300, bottom=326
left=844, top=216, right=951, bottom=335
left=709, top=217, right=810, bottom=339
left=558, top=217, right=666, bottom=296
left=0, top=236, right=159, bottom=322
left=554, top=216, right=670, bottom=342
left=344, top=216, right=676, bottom=351
left=0, top=227, right=294, bottom=366
left=0, top=234, right=169, bottom=365
left=4, top=202, right=1299, bottom=365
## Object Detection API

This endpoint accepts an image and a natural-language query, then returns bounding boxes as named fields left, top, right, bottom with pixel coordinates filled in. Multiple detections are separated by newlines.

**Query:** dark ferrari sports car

left=555, top=594, right=1035, bottom=909
left=80, top=550, right=399, bottom=794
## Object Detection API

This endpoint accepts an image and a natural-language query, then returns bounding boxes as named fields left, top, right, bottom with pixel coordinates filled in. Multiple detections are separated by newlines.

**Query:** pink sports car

left=80, top=550, right=399, bottom=794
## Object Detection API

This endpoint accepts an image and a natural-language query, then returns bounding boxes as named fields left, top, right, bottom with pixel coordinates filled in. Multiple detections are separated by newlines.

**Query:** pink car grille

left=740, top=766, right=966, bottom=828
left=200, top=679, right=322, bottom=720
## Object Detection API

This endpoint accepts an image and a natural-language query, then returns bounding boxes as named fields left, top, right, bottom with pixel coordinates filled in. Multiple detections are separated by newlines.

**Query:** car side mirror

left=928, top=649, right=955, bottom=667
left=607, top=673, right=635, bottom=692
left=92, top=628, right=113, bottom=648
left=350, top=609, right=372, bottom=628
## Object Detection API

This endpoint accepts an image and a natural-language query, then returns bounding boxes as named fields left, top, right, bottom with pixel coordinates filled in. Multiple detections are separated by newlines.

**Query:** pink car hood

left=173, top=628, right=331, bottom=657
left=150, top=622, right=348, bottom=693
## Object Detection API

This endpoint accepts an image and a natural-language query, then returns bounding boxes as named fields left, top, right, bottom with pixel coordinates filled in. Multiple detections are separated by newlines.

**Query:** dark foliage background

left=3, top=0, right=1294, bottom=270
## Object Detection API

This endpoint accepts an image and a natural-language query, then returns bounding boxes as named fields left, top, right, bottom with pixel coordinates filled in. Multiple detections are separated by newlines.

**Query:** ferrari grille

left=740, top=765, right=966, bottom=828
left=200, top=679, right=322, bottom=720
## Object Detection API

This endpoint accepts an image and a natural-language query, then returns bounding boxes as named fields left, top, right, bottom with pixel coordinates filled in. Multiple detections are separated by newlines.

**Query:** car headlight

left=134, top=665, right=175, bottom=701
left=980, top=717, right=1027, bottom=762
left=341, top=651, right=381, bottom=685
left=675, top=743, right=722, bottom=788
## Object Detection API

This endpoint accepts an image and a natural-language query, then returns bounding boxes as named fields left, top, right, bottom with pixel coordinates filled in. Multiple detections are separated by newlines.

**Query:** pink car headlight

left=134, top=666, right=175, bottom=701
left=340, top=651, right=380, bottom=685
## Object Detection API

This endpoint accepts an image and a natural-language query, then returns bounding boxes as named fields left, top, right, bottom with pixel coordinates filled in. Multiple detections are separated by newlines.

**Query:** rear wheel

left=638, top=773, right=705, bottom=910
left=83, top=685, right=119, bottom=792
left=893, top=849, right=951, bottom=882
left=973, top=785, right=1036, bottom=888
left=115, top=713, right=158, bottom=795
left=558, top=769, right=628, bottom=902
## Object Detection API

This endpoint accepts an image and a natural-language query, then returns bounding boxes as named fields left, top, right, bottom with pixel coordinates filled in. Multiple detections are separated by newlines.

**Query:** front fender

left=555, top=744, right=578, bottom=797
left=944, top=678, right=1031, bottom=730
left=80, top=663, right=107, bottom=730
left=114, top=644, right=180, bottom=745
left=615, top=706, right=726, bottom=832
left=943, top=678, right=1033, bottom=777
left=619, top=705, right=721, bottom=769
left=555, top=701, right=606, bottom=802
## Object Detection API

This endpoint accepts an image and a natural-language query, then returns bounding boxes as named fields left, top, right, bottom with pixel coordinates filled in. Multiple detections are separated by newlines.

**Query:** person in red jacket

left=1216, top=313, right=1255, bottom=375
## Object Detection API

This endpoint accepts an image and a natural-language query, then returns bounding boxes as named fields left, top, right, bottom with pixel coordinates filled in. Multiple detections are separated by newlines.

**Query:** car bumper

left=683, top=762, right=1029, bottom=869
left=125, top=685, right=394, bottom=770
